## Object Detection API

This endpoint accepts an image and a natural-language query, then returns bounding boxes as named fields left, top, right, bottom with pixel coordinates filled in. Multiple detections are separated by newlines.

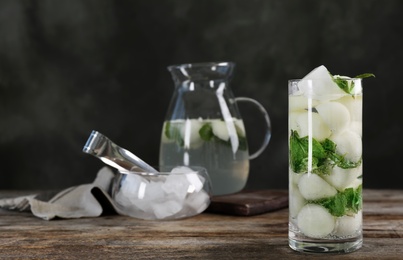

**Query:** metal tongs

left=83, top=130, right=158, bottom=174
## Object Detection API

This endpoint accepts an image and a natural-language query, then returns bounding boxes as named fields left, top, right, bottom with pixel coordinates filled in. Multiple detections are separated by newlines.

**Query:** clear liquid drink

left=160, top=62, right=271, bottom=196
left=159, top=118, right=250, bottom=196
left=288, top=66, right=366, bottom=253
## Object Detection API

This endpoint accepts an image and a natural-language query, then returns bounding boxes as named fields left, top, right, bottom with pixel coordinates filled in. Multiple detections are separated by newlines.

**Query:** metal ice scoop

left=83, top=130, right=158, bottom=174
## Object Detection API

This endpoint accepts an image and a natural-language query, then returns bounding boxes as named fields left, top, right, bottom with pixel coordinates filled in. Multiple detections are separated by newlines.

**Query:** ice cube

left=171, top=166, right=206, bottom=193
left=171, top=166, right=193, bottom=174
left=330, top=130, right=362, bottom=162
left=298, top=65, right=346, bottom=101
left=162, top=174, right=189, bottom=201
left=152, top=200, right=183, bottom=219
left=296, top=111, right=331, bottom=141
left=316, top=101, right=351, bottom=134
left=119, top=174, right=144, bottom=195
left=186, top=189, right=210, bottom=213
left=169, top=166, right=202, bottom=195
left=186, top=173, right=204, bottom=193
left=298, top=173, right=337, bottom=200
left=297, top=204, right=335, bottom=238
left=115, top=174, right=145, bottom=207
left=134, top=181, right=162, bottom=212
left=169, top=190, right=210, bottom=219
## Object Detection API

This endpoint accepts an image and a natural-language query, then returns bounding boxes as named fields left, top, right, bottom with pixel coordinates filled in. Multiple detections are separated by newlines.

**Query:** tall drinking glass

left=288, top=78, right=363, bottom=253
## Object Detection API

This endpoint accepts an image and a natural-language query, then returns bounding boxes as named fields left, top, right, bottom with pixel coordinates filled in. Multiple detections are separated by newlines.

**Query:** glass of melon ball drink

left=288, top=65, right=374, bottom=253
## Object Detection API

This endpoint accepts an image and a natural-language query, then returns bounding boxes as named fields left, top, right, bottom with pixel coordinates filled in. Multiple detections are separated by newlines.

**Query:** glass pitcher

left=159, top=62, right=271, bottom=196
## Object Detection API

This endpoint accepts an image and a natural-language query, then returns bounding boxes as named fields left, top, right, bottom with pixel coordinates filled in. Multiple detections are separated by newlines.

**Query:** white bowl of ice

left=111, top=166, right=212, bottom=220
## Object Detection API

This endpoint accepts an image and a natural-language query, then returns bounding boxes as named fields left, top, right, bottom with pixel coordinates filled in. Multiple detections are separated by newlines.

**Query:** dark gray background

left=1, top=0, right=402, bottom=190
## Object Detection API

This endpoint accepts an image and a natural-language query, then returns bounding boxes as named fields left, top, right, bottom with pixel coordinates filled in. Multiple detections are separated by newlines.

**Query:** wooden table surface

left=1, top=189, right=402, bottom=259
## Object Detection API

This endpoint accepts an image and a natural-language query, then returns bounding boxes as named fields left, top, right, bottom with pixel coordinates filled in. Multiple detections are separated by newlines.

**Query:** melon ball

left=349, top=178, right=363, bottom=190
left=330, top=130, right=362, bottom=162
left=211, top=120, right=230, bottom=141
left=289, top=168, right=302, bottom=186
left=316, top=101, right=351, bottom=134
left=296, top=112, right=331, bottom=141
left=334, top=211, right=362, bottom=237
left=297, top=204, right=335, bottom=238
left=289, top=184, right=306, bottom=219
left=323, top=165, right=362, bottom=191
left=337, top=95, right=363, bottom=122
left=234, top=118, right=246, bottom=137
left=337, top=95, right=362, bottom=136
left=289, top=95, right=319, bottom=112
left=181, top=119, right=203, bottom=148
left=298, top=174, right=337, bottom=200
left=349, top=121, right=362, bottom=136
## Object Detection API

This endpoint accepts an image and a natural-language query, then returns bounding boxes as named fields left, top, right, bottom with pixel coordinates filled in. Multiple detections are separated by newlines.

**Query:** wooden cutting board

left=206, top=190, right=288, bottom=216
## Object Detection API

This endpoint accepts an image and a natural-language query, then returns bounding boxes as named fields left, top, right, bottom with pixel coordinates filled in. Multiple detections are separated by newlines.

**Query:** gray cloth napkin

left=0, top=167, right=124, bottom=220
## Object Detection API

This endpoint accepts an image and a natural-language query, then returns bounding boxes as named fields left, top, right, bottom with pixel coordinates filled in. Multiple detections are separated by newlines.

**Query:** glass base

left=289, top=237, right=362, bottom=254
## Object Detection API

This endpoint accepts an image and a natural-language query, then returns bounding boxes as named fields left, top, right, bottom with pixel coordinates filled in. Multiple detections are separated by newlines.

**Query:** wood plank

left=0, top=189, right=402, bottom=259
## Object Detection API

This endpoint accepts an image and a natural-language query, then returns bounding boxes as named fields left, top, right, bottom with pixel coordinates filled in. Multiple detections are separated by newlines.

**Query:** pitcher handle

left=234, top=97, right=272, bottom=160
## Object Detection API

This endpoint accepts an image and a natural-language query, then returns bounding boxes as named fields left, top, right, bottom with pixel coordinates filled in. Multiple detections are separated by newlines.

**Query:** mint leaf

left=199, top=122, right=248, bottom=151
left=238, top=136, right=248, bottom=151
left=354, top=73, right=375, bottom=79
left=199, top=123, right=214, bottom=141
left=321, top=138, right=337, bottom=152
left=311, top=185, right=362, bottom=217
left=330, top=72, right=374, bottom=95
left=321, top=138, right=362, bottom=170
left=344, top=185, right=362, bottom=214
left=235, top=124, right=248, bottom=150
left=164, top=121, right=184, bottom=146
left=318, top=192, right=347, bottom=217
left=164, top=121, right=173, bottom=139
left=333, top=77, right=356, bottom=95
left=289, top=130, right=326, bottom=173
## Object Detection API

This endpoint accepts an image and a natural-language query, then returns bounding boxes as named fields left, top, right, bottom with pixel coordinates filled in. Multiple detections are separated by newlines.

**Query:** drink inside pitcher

left=160, top=117, right=249, bottom=196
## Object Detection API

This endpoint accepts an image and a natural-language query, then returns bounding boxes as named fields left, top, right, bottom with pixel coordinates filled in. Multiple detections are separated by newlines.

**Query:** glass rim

left=118, top=166, right=208, bottom=176
left=288, top=78, right=363, bottom=82
left=167, top=61, right=235, bottom=71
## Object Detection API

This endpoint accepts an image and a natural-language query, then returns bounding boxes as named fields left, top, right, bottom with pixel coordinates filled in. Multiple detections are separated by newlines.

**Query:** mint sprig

left=333, top=77, right=355, bottom=95
left=199, top=122, right=248, bottom=150
left=331, top=72, right=375, bottom=95
left=311, top=185, right=362, bottom=217
left=289, top=130, right=361, bottom=175
left=199, top=123, right=214, bottom=141
left=164, top=121, right=184, bottom=146
left=165, top=121, right=248, bottom=150
left=354, top=73, right=375, bottom=79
